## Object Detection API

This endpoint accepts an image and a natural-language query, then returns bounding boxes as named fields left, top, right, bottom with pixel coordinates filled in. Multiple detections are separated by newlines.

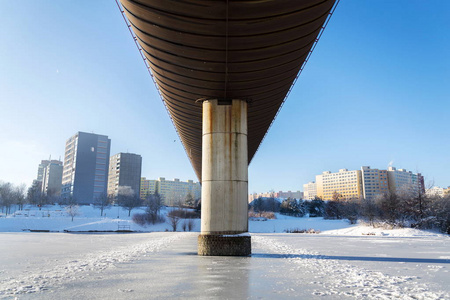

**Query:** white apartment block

left=303, top=181, right=317, bottom=200
left=387, top=167, right=424, bottom=196
left=248, top=190, right=302, bottom=203
left=277, top=190, right=303, bottom=199
left=426, top=186, right=445, bottom=198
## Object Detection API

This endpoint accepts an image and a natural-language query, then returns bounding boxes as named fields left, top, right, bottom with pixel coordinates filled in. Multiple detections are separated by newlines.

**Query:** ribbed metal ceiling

left=120, top=0, right=336, bottom=180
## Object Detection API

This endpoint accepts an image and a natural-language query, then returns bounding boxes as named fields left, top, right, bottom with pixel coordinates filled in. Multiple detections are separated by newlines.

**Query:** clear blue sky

left=0, top=1, right=449, bottom=193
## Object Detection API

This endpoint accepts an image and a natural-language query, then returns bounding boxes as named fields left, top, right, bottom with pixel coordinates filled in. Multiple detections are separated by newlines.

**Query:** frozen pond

left=1, top=232, right=449, bottom=299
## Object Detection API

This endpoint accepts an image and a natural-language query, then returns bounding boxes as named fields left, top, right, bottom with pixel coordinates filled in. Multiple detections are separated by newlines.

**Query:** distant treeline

left=250, top=192, right=450, bottom=234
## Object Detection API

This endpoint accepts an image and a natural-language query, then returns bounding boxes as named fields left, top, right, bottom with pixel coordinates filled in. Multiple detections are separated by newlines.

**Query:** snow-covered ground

left=1, top=205, right=449, bottom=299
left=2, top=204, right=444, bottom=237
left=0, top=204, right=360, bottom=234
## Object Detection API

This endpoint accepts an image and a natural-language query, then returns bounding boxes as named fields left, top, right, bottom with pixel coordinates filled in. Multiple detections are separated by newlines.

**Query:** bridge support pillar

left=198, top=99, right=251, bottom=256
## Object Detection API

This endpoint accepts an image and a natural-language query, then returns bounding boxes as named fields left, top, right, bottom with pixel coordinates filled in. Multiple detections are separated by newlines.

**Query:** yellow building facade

left=140, top=177, right=201, bottom=206
left=316, top=169, right=363, bottom=201
left=140, top=177, right=157, bottom=199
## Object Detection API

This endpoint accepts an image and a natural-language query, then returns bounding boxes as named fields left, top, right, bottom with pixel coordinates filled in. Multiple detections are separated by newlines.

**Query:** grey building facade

left=42, top=160, right=63, bottom=197
left=107, top=152, right=142, bottom=199
left=61, top=132, right=111, bottom=204
left=37, top=159, right=61, bottom=182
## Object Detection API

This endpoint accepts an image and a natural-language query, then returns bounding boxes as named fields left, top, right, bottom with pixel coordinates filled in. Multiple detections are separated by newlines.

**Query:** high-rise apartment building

left=36, top=159, right=63, bottom=196
left=316, top=169, right=363, bottom=201
left=61, top=132, right=111, bottom=204
left=41, top=160, right=63, bottom=197
left=303, top=181, right=317, bottom=200
left=36, top=159, right=61, bottom=182
left=361, top=166, right=389, bottom=200
left=140, top=177, right=201, bottom=205
left=107, top=153, right=142, bottom=199
left=387, top=167, right=425, bottom=197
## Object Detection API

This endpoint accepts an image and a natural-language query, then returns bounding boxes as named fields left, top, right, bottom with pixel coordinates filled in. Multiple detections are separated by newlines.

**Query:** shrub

left=132, top=212, right=165, bottom=226
left=132, top=213, right=147, bottom=226
left=248, top=211, right=276, bottom=219
left=284, top=228, right=320, bottom=234
left=168, top=209, right=200, bottom=219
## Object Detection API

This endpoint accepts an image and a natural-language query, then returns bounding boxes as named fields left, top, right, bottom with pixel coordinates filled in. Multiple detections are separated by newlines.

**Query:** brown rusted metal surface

left=120, top=0, right=336, bottom=180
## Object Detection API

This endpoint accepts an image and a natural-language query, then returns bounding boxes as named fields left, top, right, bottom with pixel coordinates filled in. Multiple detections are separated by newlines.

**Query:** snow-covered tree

left=308, top=197, right=324, bottom=217
left=65, top=205, right=79, bottom=222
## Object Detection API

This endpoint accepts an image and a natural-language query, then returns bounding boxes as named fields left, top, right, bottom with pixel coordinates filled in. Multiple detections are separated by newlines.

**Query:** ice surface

left=1, top=232, right=449, bottom=299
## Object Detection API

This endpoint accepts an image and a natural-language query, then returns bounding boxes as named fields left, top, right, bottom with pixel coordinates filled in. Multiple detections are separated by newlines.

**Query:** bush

left=132, top=212, right=165, bottom=226
left=284, top=228, right=320, bottom=234
left=168, top=208, right=200, bottom=219
left=132, top=213, right=147, bottom=226
left=248, top=211, right=276, bottom=219
left=307, top=198, right=325, bottom=217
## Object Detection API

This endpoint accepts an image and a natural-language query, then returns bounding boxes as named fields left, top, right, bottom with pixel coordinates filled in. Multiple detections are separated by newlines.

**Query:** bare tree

left=377, top=192, right=401, bottom=225
left=27, top=181, right=50, bottom=210
left=341, top=198, right=361, bottom=224
left=94, top=192, right=112, bottom=216
left=324, top=192, right=344, bottom=219
left=118, top=186, right=141, bottom=217
left=145, top=191, right=163, bottom=224
left=361, top=196, right=380, bottom=226
left=181, top=219, right=196, bottom=231
left=12, top=184, right=26, bottom=212
left=0, top=182, right=14, bottom=215
left=167, top=211, right=180, bottom=231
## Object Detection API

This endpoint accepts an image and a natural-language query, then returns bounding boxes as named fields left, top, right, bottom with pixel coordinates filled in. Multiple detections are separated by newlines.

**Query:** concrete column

left=198, top=99, right=251, bottom=256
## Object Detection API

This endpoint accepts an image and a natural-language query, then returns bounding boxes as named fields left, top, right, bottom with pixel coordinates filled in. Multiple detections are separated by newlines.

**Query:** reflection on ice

left=196, top=256, right=250, bottom=299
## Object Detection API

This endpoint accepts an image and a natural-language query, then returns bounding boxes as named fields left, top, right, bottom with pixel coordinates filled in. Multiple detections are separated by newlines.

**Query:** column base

left=198, top=234, right=251, bottom=256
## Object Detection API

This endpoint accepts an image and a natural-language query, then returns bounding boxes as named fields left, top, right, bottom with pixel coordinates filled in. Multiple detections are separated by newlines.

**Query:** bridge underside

left=120, top=0, right=336, bottom=255
left=120, top=0, right=336, bottom=180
